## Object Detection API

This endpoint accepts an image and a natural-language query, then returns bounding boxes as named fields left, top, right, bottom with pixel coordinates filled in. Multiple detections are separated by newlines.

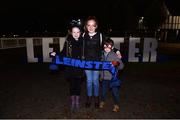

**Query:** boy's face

left=104, top=44, right=112, bottom=53
left=72, top=27, right=81, bottom=40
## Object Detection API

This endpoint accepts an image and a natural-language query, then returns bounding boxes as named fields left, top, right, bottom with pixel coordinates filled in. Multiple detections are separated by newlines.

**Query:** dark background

left=0, top=0, right=179, bottom=36
left=0, top=1, right=180, bottom=119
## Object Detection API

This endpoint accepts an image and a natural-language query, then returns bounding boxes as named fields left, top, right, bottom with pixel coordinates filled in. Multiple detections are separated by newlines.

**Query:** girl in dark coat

left=51, top=25, right=83, bottom=111
left=62, top=26, right=83, bottom=111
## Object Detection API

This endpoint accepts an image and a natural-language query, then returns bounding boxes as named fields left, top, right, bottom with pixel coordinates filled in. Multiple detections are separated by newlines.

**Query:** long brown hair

left=84, top=16, right=99, bottom=32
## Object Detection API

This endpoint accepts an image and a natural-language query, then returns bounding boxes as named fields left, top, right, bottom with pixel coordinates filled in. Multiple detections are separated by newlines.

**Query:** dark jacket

left=61, top=35, right=84, bottom=78
left=83, top=32, right=105, bottom=61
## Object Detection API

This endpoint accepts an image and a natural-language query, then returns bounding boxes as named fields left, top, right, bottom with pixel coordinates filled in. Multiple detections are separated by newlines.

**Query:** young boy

left=100, top=38, right=124, bottom=112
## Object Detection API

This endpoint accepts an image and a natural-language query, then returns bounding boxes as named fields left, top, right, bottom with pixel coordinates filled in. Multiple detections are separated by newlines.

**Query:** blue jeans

left=101, top=80, right=120, bottom=104
left=85, top=70, right=100, bottom=97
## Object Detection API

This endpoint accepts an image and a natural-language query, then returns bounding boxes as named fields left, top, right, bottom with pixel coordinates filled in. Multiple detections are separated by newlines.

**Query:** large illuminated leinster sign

left=26, top=37, right=158, bottom=62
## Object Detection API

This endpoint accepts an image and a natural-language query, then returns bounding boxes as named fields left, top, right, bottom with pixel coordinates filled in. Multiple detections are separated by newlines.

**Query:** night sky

left=0, top=0, right=179, bottom=35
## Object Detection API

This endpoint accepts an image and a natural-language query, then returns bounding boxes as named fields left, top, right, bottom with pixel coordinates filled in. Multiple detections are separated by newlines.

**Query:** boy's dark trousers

left=101, top=80, right=120, bottom=105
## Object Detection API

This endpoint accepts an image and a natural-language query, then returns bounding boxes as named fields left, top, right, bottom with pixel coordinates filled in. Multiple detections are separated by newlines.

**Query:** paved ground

left=0, top=60, right=180, bottom=119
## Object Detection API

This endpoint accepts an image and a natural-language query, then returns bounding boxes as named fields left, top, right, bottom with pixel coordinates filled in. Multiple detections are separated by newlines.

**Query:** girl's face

left=71, top=27, right=81, bottom=40
left=86, top=20, right=97, bottom=33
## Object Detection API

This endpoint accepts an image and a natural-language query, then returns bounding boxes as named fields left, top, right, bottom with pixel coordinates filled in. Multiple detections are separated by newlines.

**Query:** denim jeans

left=101, top=80, right=120, bottom=104
left=85, top=70, right=100, bottom=97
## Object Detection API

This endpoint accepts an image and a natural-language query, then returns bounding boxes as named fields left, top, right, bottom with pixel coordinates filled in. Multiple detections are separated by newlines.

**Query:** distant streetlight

left=138, top=17, right=145, bottom=29
left=138, top=17, right=146, bottom=37
left=139, top=17, right=144, bottom=23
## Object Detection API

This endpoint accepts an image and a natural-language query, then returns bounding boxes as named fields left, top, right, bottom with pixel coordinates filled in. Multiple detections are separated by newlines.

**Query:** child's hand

left=50, top=52, right=56, bottom=57
left=111, top=61, right=120, bottom=67
left=116, top=51, right=122, bottom=59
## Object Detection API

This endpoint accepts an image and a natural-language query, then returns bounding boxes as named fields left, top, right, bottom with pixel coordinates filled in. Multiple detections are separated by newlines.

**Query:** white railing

left=0, top=37, right=61, bottom=49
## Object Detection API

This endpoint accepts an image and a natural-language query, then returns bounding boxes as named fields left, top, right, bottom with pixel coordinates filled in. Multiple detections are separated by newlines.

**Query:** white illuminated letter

left=42, top=38, right=53, bottom=62
left=128, top=37, right=140, bottom=62
left=143, top=38, right=158, bottom=62
left=26, top=38, right=38, bottom=62
left=59, top=37, right=66, bottom=52
left=111, top=37, right=124, bottom=50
